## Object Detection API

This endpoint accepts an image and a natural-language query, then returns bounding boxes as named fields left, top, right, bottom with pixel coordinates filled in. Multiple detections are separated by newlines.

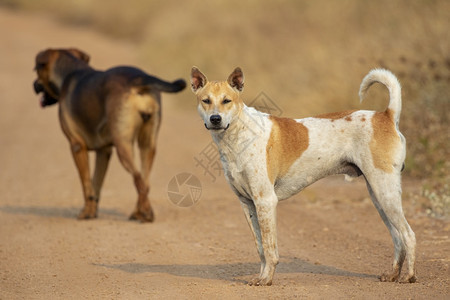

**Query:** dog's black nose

left=210, top=115, right=222, bottom=125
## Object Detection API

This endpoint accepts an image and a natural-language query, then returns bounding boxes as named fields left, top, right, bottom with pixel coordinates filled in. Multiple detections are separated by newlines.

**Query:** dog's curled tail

left=359, top=68, right=402, bottom=125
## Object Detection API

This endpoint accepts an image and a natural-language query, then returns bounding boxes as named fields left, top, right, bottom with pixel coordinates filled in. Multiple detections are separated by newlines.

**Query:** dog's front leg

left=70, top=142, right=98, bottom=219
left=247, top=194, right=279, bottom=286
left=239, top=197, right=266, bottom=275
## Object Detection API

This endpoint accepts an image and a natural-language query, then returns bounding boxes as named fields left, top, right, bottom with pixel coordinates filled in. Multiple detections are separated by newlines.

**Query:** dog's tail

left=133, top=75, right=186, bottom=93
left=359, top=68, right=402, bottom=125
left=150, top=77, right=186, bottom=93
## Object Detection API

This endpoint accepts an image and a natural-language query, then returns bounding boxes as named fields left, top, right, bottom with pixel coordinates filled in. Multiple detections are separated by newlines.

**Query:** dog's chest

left=217, top=132, right=270, bottom=199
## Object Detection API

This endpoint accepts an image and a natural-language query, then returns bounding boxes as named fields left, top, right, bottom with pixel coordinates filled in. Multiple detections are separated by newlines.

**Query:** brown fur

left=266, top=116, right=309, bottom=184
left=197, top=82, right=243, bottom=113
left=370, top=109, right=399, bottom=173
left=33, top=48, right=185, bottom=221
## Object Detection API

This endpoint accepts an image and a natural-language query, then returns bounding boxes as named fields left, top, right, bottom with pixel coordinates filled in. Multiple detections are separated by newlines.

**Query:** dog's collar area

left=204, top=123, right=230, bottom=131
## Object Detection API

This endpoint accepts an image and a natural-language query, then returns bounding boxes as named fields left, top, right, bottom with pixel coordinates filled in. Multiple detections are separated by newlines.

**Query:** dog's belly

left=84, top=117, right=113, bottom=149
left=81, top=128, right=113, bottom=150
left=273, top=132, right=367, bottom=201
left=274, top=164, right=335, bottom=200
left=60, top=108, right=113, bottom=150
left=273, top=160, right=359, bottom=200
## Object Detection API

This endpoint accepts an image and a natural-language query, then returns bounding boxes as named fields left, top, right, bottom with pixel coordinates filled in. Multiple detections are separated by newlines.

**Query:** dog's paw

left=248, top=277, right=273, bottom=286
left=129, top=208, right=154, bottom=223
left=77, top=208, right=97, bottom=220
left=399, top=274, right=417, bottom=283
left=379, top=271, right=400, bottom=282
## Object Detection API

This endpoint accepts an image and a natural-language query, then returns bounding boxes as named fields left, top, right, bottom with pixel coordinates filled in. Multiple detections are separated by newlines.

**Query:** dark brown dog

left=33, top=48, right=186, bottom=222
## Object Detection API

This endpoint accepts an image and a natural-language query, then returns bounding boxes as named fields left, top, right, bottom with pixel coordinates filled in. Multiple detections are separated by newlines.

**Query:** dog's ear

left=35, top=49, right=52, bottom=70
left=67, top=48, right=90, bottom=63
left=227, top=67, right=244, bottom=92
left=191, top=67, right=207, bottom=92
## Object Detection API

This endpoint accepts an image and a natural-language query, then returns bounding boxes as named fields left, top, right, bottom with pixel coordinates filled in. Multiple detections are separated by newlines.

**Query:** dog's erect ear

left=191, top=67, right=207, bottom=92
left=227, top=67, right=244, bottom=92
left=67, top=48, right=90, bottom=63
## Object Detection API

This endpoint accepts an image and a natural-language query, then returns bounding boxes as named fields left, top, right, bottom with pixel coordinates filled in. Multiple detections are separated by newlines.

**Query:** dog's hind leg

left=114, top=137, right=154, bottom=222
left=132, top=116, right=161, bottom=222
left=365, top=172, right=416, bottom=283
left=110, top=98, right=155, bottom=222
left=92, top=146, right=113, bottom=204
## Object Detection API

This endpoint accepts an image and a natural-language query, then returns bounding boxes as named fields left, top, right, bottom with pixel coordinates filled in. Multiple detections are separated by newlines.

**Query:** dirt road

left=0, top=8, right=448, bottom=299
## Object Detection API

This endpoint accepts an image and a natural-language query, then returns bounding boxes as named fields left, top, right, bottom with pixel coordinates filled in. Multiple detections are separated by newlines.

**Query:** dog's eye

left=222, top=99, right=232, bottom=104
left=34, top=63, right=46, bottom=71
left=202, top=99, right=211, bottom=104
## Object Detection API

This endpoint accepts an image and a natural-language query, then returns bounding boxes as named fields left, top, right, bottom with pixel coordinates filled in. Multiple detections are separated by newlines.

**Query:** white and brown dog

left=190, top=67, right=416, bottom=286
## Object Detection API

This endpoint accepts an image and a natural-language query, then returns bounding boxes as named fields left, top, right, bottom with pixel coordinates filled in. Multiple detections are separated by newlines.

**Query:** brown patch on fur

left=361, top=117, right=366, bottom=122
left=345, top=116, right=352, bottom=121
left=315, top=110, right=357, bottom=120
left=370, top=109, right=399, bottom=173
left=266, top=116, right=309, bottom=183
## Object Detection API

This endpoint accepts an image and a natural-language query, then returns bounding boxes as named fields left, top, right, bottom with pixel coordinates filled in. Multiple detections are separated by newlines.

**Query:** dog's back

left=62, top=66, right=186, bottom=149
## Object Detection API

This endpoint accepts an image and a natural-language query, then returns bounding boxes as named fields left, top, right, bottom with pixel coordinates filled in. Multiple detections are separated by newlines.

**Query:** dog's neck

left=54, top=62, right=92, bottom=94
left=210, top=104, right=270, bottom=167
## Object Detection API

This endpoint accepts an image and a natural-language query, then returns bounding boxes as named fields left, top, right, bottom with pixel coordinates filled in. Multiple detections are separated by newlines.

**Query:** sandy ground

left=0, top=8, right=449, bottom=299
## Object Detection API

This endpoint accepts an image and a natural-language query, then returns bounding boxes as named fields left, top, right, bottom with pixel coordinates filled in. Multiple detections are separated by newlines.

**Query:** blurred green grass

left=2, top=0, right=448, bottom=216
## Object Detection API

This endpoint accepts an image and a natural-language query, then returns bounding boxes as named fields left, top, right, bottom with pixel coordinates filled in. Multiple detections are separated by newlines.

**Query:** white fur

left=359, top=68, right=402, bottom=125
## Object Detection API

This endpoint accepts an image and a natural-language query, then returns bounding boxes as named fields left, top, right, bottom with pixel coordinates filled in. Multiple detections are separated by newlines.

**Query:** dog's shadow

left=96, top=257, right=376, bottom=283
left=0, top=205, right=125, bottom=219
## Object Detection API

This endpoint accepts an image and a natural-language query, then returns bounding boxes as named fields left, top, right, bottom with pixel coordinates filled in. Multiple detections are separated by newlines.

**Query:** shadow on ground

left=96, top=256, right=377, bottom=283
left=0, top=205, right=125, bottom=219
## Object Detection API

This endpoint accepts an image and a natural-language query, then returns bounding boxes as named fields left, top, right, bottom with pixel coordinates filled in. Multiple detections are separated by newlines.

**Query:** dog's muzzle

left=33, top=79, right=59, bottom=107
left=204, top=114, right=230, bottom=131
left=33, top=80, right=44, bottom=94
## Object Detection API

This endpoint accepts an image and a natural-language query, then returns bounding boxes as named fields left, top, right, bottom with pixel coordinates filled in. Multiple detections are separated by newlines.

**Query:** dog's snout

left=210, top=115, right=222, bottom=125
left=33, top=80, right=44, bottom=94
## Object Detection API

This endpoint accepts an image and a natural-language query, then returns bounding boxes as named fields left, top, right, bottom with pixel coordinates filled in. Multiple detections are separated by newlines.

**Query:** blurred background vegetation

left=1, top=0, right=448, bottom=217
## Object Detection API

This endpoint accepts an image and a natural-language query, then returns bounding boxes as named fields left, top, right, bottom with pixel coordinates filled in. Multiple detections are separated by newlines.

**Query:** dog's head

left=190, top=67, right=244, bottom=132
left=33, top=48, right=90, bottom=107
